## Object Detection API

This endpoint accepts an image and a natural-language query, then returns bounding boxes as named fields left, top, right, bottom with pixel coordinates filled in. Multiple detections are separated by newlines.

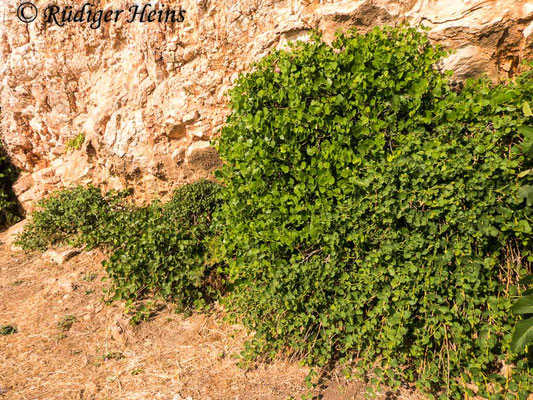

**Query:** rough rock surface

left=0, top=219, right=27, bottom=251
left=43, top=248, right=82, bottom=265
left=1, top=0, right=532, bottom=210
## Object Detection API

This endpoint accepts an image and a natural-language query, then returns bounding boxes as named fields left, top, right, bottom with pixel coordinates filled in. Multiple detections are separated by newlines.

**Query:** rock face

left=1, top=0, right=532, bottom=210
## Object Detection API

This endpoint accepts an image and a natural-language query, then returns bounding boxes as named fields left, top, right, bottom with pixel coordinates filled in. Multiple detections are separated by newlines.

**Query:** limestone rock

left=0, top=0, right=531, bottom=209
left=441, top=46, right=494, bottom=80
left=0, top=219, right=28, bottom=251
left=44, top=277, right=78, bottom=294
left=109, top=321, right=125, bottom=342
left=43, top=249, right=81, bottom=266
left=173, top=395, right=193, bottom=400
left=186, top=141, right=222, bottom=172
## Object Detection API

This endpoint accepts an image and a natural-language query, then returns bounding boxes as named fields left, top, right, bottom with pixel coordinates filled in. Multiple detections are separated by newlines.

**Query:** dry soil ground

left=0, top=242, right=418, bottom=400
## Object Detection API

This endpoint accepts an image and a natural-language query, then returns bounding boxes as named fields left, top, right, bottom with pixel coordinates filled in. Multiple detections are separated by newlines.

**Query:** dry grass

left=0, top=244, right=419, bottom=400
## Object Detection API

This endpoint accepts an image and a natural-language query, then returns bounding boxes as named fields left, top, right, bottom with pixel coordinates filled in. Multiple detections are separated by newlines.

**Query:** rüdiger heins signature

left=43, top=3, right=186, bottom=29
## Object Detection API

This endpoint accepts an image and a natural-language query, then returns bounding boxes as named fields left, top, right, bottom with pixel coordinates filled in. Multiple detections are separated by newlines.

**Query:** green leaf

left=517, top=124, right=533, bottom=138
left=517, top=185, right=533, bottom=206
left=511, top=316, right=533, bottom=352
left=523, top=101, right=532, bottom=117
left=512, top=295, right=533, bottom=314
left=517, top=169, right=532, bottom=178
left=519, top=274, right=533, bottom=285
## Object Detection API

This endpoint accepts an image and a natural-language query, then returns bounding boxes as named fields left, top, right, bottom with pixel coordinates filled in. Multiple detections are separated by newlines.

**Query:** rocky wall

left=1, top=0, right=532, bottom=209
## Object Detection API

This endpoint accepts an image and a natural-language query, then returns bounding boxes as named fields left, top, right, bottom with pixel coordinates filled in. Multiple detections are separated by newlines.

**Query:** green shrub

left=214, top=26, right=532, bottom=398
left=104, top=179, right=222, bottom=310
left=0, top=143, right=19, bottom=229
left=16, top=180, right=222, bottom=311
left=15, top=185, right=129, bottom=251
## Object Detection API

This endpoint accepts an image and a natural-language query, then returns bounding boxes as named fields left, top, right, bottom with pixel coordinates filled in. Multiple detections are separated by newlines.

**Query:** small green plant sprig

left=57, top=315, right=77, bottom=332
left=214, top=26, right=533, bottom=398
left=65, top=132, right=85, bottom=151
left=0, top=324, right=18, bottom=335
left=102, top=351, right=125, bottom=361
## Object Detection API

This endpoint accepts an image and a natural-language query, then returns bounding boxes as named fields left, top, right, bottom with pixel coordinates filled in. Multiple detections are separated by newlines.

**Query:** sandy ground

left=0, top=243, right=418, bottom=400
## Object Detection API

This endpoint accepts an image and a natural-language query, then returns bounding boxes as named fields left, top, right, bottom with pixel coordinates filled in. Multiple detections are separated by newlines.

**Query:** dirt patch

left=0, top=244, right=417, bottom=400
